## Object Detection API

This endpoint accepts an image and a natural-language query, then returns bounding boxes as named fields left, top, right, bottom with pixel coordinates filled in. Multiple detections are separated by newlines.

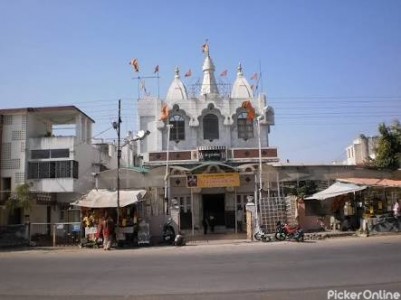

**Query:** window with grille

left=3, top=115, right=13, bottom=125
left=27, top=160, right=79, bottom=179
left=31, top=150, right=50, bottom=159
left=237, top=112, right=254, bottom=140
left=236, top=194, right=252, bottom=210
left=15, top=172, right=25, bottom=184
left=31, top=149, right=70, bottom=159
left=2, top=143, right=11, bottom=159
left=203, top=114, right=219, bottom=140
left=12, top=130, right=25, bottom=140
left=51, top=149, right=70, bottom=158
left=1, top=159, right=20, bottom=169
left=169, top=115, right=185, bottom=141
left=179, top=196, right=191, bottom=213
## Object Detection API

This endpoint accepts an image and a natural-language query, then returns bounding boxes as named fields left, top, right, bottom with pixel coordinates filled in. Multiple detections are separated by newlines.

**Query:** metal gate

left=258, top=197, right=295, bottom=233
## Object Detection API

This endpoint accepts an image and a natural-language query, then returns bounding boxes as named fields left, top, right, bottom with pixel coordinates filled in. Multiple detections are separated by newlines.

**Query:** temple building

left=134, top=46, right=278, bottom=234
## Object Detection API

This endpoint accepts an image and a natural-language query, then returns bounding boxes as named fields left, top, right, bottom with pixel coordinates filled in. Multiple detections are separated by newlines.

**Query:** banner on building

left=186, top=173, right=240, bottom=188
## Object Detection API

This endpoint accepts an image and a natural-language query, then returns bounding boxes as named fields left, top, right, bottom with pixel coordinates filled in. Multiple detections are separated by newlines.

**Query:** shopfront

left=72, top=189, right=147, bottom=246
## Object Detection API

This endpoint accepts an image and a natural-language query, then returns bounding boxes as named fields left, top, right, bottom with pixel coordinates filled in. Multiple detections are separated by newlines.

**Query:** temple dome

left=166, top=67, right=188, bottom=102
left=231, top=63, right=253, bottom=99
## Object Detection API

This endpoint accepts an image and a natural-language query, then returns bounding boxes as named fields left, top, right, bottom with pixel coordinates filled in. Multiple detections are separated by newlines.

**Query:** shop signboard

left=187, top=173, right=240, bottom=188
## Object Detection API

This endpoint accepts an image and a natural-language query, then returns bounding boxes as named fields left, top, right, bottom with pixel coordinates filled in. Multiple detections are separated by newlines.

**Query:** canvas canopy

left=337, top=178, right=401, bottom=188
left=305, top=181, right=367, bottom=201
left=72, top=189, right=146, bottom=208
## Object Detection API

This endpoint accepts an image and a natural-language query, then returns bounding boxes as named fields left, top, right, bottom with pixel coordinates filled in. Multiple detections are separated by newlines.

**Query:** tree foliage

left=286, top=180, right=318, bottom=198
left=5, top=183, right=33, bottom=212
left=372, top=120, right=401, bottom=170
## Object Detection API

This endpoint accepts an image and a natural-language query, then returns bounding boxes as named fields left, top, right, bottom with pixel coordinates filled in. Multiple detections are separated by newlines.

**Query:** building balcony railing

left=28, top=136, right=77, bottom=151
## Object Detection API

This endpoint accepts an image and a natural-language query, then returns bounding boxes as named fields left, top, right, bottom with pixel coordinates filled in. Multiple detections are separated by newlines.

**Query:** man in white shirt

left=236, top=206, right=244, bottom=232
left=393, top=200, right=400, bottom=219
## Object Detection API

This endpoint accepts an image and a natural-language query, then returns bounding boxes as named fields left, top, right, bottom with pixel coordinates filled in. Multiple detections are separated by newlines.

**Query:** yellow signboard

left=187, top=173, right=240, bottom=188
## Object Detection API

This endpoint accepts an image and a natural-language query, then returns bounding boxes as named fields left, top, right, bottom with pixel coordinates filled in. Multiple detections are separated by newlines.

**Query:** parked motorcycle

left=254, top=226, right=272, bottom=242
left=275, top=221, right=304, bottom=242
left=173, top=232, right=186, bottom=246
left=162, top=219, right=176, bottom=245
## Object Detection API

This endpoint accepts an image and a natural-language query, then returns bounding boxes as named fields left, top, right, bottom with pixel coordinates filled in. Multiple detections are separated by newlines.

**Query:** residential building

left=345, top=135, right=379, bottom=165
left=0, top=106, right=118, bottom=225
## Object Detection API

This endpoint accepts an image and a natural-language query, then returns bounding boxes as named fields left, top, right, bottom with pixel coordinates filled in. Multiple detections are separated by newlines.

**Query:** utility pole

left=164, top=124, right=173, bottom=215
left=113, top=100, right=122, bottom=238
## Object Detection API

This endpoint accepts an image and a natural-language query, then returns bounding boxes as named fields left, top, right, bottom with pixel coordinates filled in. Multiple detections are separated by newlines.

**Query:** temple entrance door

left=202, top=194, right=225, bottom=227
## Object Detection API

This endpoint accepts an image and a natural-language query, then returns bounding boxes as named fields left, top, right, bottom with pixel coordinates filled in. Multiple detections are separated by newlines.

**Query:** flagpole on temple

left=258, top=60, right=263, bottom=95
left=157, top=74, right=160, bottom=99
left=137, top=77, right=140, bottom=100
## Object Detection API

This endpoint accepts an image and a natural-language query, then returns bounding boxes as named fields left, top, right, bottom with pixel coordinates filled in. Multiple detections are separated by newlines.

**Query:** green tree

left=373, top=120, right=401, bottom=170
left=5, top=183, right=34, bottom=212
left=286, top=180, right=318, bottom=198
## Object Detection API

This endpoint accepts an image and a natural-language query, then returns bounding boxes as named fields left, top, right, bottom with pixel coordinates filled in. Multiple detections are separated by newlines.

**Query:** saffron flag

left=154, top=65, right=160, bottom=74
left=202, top=43, right=209, bottom=54
left=129, top=58, right=140, bottom=72
left=241, top=100, right=256, bottom=121
left=159, top=104, right=170, bottom=121
left=220, top=69, right=228, bottom=77
left=250, top=73, right=258, bottom=81
left=185, top=69, right=192, bottom=77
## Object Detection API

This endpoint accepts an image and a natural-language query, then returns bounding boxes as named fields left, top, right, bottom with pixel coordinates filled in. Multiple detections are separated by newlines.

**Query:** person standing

left=236, top=206, right=244, bottom=232
left=209, top=215, right=215, bottom=233
left=393, top=200, right=400, bottom=219
left=102, top=213, right=114, bottom=250
left=393, top=200, right=401, bottom=231
left=202, top=217, right=209, bottom=235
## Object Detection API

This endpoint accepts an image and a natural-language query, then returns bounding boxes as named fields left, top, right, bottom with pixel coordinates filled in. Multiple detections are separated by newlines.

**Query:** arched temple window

left=203, top=114, right=219, bottom=140
left=169, top=115, right=185, bottom=141
left=237, top=112, right=254, bottom=140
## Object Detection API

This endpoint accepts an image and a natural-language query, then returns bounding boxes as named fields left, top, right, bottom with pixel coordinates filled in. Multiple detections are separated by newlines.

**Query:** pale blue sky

left=1, top=0, right=400, bottom=164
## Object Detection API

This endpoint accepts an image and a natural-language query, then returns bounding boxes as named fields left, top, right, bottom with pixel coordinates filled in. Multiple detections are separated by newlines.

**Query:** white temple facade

left=135, top=47, right=278, bottom=234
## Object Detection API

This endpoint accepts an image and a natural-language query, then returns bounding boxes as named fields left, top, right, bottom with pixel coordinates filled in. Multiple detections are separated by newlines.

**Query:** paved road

left=1, top=235, right=400, bottom=300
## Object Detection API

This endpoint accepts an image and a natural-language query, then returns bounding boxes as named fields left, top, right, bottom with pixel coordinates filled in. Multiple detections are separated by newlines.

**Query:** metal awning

left=305, top=182, right=367, bottom=201
left=71, top=189, right=146, bottom=208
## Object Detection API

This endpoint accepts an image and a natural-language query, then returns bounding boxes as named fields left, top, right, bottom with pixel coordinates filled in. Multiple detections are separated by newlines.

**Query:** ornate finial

left=175, top=67, right=180, bottom=78
left=202, top=39, right=209, bottom=56
left=237, top=63, right=243, bottom=75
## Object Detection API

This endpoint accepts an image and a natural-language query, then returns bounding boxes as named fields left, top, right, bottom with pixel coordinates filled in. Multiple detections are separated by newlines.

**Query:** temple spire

left=200, top=41, right=219, bottom=96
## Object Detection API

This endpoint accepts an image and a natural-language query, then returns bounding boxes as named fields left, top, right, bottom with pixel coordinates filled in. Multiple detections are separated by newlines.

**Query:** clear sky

left=1, top=0, right=400, bottom=164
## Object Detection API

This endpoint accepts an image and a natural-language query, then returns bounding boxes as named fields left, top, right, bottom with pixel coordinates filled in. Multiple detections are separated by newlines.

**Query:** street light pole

left=113, top=100, right=150, bottom=245
left=113, top=100, right=122, bottom=237
left=164, top=124, right=173, bottom=215
left=256, top=115, right=264, bottom=230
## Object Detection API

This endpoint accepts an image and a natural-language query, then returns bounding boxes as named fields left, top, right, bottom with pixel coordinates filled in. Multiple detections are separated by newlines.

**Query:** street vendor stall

left=71, top=189, right=147, bottom=246
left=304, top=178, right=401, bottom=233
left=304, top=181, right=367, bottom=231
left=336, top=178, right=401, bottom=233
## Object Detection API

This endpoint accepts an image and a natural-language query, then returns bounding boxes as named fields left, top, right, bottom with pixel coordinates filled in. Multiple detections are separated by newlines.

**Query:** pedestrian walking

left=102, top=213, right=114, bottom=250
